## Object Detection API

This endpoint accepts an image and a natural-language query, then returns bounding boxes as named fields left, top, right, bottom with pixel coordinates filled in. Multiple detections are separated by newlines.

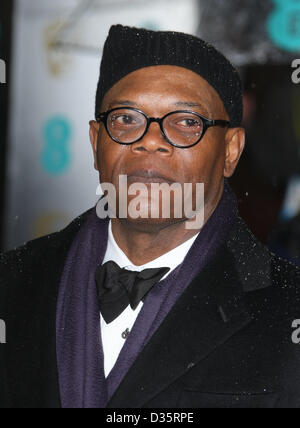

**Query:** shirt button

left=122, top=328, right=130, bottom=340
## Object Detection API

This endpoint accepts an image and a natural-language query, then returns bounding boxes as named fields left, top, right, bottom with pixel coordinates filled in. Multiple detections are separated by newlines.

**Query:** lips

left=126, top=168, right=175, bottom=184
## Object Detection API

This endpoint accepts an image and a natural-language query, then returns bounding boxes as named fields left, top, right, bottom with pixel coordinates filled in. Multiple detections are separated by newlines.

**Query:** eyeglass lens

left=107, top=108, right=204, bottom=147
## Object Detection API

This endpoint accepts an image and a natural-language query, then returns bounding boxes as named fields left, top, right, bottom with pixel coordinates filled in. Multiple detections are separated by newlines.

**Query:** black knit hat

left=95, top=25, right=243, bottom=127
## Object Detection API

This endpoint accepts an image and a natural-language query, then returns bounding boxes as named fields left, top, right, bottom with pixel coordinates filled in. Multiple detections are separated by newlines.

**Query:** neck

left=111, top=184, right=224, bottom=266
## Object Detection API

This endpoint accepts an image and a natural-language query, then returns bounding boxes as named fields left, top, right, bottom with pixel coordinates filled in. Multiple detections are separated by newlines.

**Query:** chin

left=119, top=215, right=186, bottom=233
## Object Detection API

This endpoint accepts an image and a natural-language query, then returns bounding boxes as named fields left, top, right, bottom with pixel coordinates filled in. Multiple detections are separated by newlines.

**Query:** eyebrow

left=173, top=101, right=211, bottom=116
left=108, top=100, right=137, bottom=109
left=107, top=100, right=211, bottom=116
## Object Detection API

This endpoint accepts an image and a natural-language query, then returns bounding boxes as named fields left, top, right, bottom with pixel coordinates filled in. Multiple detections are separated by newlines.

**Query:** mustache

left=125, top=169, right=175, bottom=184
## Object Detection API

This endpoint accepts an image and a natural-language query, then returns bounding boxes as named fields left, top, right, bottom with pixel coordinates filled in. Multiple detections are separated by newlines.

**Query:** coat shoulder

left=229, top=218, right=300, bottom=319
left=0, top=208, right=93, bottom=280
left=264, top=253, right=300, bottom=320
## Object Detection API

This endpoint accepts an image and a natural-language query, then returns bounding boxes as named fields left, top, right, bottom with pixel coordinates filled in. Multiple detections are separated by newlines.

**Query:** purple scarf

left=56, top=181, right=238, bottom=408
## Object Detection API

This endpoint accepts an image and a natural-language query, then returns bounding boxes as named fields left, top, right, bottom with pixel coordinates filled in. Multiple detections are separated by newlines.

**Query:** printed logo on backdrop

left=51, top=0, right=199, bottom=55
left=139, top=21, right=160, bottom=31
left=0, top=58, right=6, bottom=83
left=33, top=212, right=71, bottom=239
left=41, top=116, right=72, bottom=176
left=267, top=0, right=300, bottom=52
left=45, top=21, right=73, bottom=77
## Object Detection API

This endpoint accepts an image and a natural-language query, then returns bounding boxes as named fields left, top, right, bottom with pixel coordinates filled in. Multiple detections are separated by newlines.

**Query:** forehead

left=101, top=65, right=227, bottom=118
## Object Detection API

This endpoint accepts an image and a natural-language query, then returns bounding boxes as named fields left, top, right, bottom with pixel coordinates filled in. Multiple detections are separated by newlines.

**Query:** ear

left=89, top=120, right=100, bottom=171
left=224, top=127, right=245, bottom=178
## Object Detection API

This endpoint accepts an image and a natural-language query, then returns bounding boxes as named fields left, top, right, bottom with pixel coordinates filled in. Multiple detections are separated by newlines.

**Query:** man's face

left=90, top=65, right=244, bottom=229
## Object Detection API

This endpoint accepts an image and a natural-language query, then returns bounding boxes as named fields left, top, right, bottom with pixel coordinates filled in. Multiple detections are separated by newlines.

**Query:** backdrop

left=4, top=0, right=300, bottom=251
left=4, top=0, right=199, bottom=250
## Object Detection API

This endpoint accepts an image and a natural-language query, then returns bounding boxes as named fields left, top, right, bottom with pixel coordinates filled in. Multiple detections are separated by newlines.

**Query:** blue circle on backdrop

left=41, top=116, right=72, bottom=176
left=267, top=0, right=300, bottom=52
left=139, top=21, right=160, bottom=31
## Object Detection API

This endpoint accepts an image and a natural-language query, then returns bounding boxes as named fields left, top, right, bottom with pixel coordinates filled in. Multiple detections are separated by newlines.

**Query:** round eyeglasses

left=96, top=107, right=230, bottom=149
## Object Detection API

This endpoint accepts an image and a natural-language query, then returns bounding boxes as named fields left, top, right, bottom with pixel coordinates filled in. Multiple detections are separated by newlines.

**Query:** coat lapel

left=106, top=243, right=254, bottom=408
left=107, top=219, right=273, bottom=408
left=2, top=209, right=92, bottom=408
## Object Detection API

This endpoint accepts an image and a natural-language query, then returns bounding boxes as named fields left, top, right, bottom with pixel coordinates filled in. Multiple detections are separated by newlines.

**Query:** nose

left=131, top=121, right=174, bottom=155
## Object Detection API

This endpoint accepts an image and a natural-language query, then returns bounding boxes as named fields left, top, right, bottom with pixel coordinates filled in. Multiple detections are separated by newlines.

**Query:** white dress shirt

left=100, top=221, right=199, bottom=377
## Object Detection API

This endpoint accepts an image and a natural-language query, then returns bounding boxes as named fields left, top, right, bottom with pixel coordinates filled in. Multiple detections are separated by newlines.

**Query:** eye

left=111, top=114, right=136, bottom=126
left=178, top=118, right=201, bottom=128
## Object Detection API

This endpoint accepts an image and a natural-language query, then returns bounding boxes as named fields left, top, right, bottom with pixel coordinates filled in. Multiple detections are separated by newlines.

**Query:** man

left=1, top=24, right=300, bottom=409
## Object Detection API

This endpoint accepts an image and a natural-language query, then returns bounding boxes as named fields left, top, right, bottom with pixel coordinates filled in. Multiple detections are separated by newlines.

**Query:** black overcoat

left=1, top=209, right=300, bottom=408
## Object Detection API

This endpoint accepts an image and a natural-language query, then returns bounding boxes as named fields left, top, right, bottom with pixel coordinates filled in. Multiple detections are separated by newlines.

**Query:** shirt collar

left=102, top=221, right=199, bottom=277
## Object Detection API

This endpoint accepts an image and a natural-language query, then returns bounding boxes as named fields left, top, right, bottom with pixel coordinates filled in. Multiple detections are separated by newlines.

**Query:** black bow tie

left=95, top=261, right=170, bottom=324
